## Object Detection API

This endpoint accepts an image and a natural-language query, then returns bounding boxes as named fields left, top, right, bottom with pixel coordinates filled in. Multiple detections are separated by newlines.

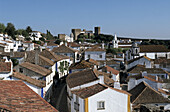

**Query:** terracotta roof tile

left=66, top=69, right=99, bottom=88
left=69, top=60, right=94, bottom=70
left=0, top=62, right=11, bottom=72
left=11, top=72, right=46, bottom=88
left=26, top=51, right=54, bottom=66
left=52, top=44, right=77, bottom=53
left=85, top=46, right=105, bottom=52
left=20, top=62, right=51, bottom=76
left=71, top=83, right=107, bottom=99
left=139, top=45, right=170, bottom=53
left=128, top=82, right=170, bottom=104
left=105, top=65, right=119, bottom=75
left=40, top=49, right=70, bottom=62
left=0, top=80, right=58, bottom=112
left=128, top=64, right=168, bottom=74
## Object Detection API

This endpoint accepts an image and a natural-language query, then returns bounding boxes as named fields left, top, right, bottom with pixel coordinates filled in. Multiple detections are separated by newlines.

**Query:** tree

left=26, top=26, right=32, bottom=33
left=46, top=30, right=54, bottom=40
left=0, top=23, right=6, bottom=33
left=5, top=23, right=16, bottom=39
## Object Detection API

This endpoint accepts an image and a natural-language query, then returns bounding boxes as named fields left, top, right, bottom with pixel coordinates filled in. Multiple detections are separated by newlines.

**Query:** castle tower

left=112, top=33, right=118, bottom=48
left=94, top=27, right=100, bottom=35
left=71, top=29, right=81, bottom=40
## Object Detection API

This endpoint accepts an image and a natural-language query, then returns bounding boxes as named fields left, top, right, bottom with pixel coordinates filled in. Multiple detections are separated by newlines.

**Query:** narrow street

left=45, top=77, right=68, bottom=112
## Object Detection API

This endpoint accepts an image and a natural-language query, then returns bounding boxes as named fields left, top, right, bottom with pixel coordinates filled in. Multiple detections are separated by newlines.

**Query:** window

left=99, top=55, right=102, bottom=58
left=97, top=101, right=105, bottom=110
left=88, top=55, right=90, bottom=59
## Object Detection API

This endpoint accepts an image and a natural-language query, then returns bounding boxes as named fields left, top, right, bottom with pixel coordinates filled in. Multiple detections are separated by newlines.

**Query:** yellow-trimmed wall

left=127, top=95, right=131, bottom=112
left=85, top=98, right=88, bottom=112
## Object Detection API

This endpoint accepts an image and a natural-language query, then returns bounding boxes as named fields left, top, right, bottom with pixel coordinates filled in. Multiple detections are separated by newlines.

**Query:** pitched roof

left=128, top=82, right=170, bottom=104
left=11, top=72, right=46, bottom=88
left=104, top=75, right=114, bottom=87
left=139, top=45, right=170, bottom=53
left=0, top=62, right=11, bottom=72
left=26, top=51, right=54, bottom=66
left=85, top=46, right=105, bottom=52
left=71, top=83, right=107, bottom=99
left=40, top=49, right=70, bottom=62
left=52, top=44, right=77, bottom=53
left=66, top=69, right=99, bottom=88
left=153, top=58, right=170, bottom=64
left=69, top=60, right=94, bottom=70
left=86, top=58, right=99, bottom=65
left=0, top=52, right=25, bottom=58
left=126, top=73, right=143, bottom=81
left=126, top=56, right=151, bottom=64
left=68, top=42, right=81, bottom=47
left=128, top=64, right=168, bottom=74
left=0, top=80, right=58, bottom=112
left=105, top=65, right=119, bottom=75
left=19, top=62, right=51, bottom=76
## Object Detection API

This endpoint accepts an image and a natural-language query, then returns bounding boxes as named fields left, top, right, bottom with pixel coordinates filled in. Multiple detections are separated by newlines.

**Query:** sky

left=0, top=0, right=170, bottom=39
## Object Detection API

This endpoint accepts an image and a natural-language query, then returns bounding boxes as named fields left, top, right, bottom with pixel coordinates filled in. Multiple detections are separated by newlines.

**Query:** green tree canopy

left=5, top=23, right=16, bottom=39
left=46, top=30, right=54, bottom=40
left=26, top=26, right=32, bottom=33
left=0, top=23, right=6, bottom=33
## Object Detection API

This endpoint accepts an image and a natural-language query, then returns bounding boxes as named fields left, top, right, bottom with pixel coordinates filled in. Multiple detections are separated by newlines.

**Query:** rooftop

left=128, top=82, right=170, bottom=104
left=0, top=62, right=11, bottom=73
left=71, top=83, right=107, bottom=99
left=52, top=44, right=77, bottom=53
left=11, top=72, right=46, bottom=88
left=85, top=46, right=105, bottom=52
left=0, top=80, right=58, bottom=112
left=139, top=45, right=170, bottom=53
left=20, top=62, right=51, bottom=76
left=66, top=68, right=98, bottom=88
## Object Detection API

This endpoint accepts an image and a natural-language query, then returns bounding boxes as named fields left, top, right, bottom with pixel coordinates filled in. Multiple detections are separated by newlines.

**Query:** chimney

left=156, top=75, right=159, bottom=81
left=24, top=52, right=27, bottom=62
left=35, top=47, right=40, bottom=65
left=102, top=42, right=105, bottom=49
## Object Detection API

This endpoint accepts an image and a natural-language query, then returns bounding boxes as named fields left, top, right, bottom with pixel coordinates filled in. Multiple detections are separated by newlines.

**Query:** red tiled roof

left=139, top=45, right=170, bottom=53
left=71, top=83, right=107, bottom=99
left=0, top=80, right=58, bottom=112
left=66, top=69, right=99, bottom=88
left=52, top=44, right=77, bottom=53
left=0, top=62, right=11, bottom=72
left=129, top=82, right=170, bottom=104
left=20, top=62, right=51, bottom=76
left=85, top=46, right=105, bottom=52
left=105, top=65, right=119, bottom=75
left=11, top=72, right=46, bottom=88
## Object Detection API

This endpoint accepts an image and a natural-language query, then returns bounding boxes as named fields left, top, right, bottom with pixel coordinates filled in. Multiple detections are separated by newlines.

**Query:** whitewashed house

left=84, top=46, right=106, bottom=61
left=40, top=49, right=72, bottom=78
left=126, top=56, right=153, bottom=70
left=66, top=68, right=122, bottom=112
left=10, top=72, right=46, bottom=98
left=127, top=64, right=169, bottom=79
left=29, top=31, right=42, bottom=41
left=71, top=83, right=131, bottom=112
left=129, top=82, right=170, bottom=111
left=0, top=60, right=13, bottom=80
left=126, top=44, right=170, bottom=61
left=15, top=62, right=54, bottom=93
left=52, top=44, right=79, bottom=63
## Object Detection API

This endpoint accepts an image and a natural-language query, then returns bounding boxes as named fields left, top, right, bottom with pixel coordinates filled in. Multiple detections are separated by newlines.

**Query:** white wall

left=88, top=88, right=129, bottom=112
left=85, top=51, right=106, bottom=61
